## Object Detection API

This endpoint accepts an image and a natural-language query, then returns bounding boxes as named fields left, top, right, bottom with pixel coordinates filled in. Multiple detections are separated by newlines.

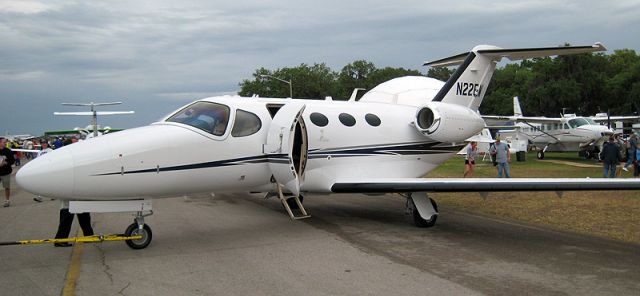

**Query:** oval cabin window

left=310, top=112, right=329, bottom=127
left=339, top=113, right=356, bottom=127
left=365, top=113, right=381, bottom=127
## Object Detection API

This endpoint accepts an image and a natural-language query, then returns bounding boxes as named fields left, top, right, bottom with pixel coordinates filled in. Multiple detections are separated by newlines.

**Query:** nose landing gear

left=124, top=211, right=153, bottom=249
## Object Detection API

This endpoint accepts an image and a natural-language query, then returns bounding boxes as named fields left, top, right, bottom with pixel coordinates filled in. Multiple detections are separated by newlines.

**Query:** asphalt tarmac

left=0, top=170, right=638, bottom=295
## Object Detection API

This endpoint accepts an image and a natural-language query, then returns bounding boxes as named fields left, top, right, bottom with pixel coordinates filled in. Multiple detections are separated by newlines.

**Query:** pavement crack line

left=95, top=244, right=114, bottom=284
left=117, top=282, right=131, bottom=296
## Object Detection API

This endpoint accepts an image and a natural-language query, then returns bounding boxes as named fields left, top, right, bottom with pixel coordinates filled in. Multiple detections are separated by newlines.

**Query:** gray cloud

left=1, top=0, right=639, bottom=135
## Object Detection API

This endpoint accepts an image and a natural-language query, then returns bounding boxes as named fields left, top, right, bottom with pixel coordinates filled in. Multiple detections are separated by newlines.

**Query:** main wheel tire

left=125, top=223, right=152, bottom=250
left=412, top=198, right=438, bottom=228
left=584, top=150, right=592, bottom=159
left=537, top=151, right=545, bottom=160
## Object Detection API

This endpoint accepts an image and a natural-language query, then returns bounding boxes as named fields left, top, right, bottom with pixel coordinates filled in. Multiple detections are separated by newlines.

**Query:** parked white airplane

left=484, top=97, right=613, bottom=159
left=2, top=133, right=34, bottom=142
left=17, top=43, right=640, bottom=250
left=54, top=101, right=134, bottom=138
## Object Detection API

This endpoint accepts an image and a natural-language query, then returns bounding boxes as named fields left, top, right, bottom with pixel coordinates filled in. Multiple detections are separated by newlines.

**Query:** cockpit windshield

left=567, top=117, right=595, bottom=128
left=166, top=101, right=230, bottom=136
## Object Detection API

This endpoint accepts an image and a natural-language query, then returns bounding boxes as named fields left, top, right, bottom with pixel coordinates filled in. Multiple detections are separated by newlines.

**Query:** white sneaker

left=33, top=196, right=43, bottom=202
left=623, top=167, right=629, bottom=172
left=3, top=200, right=9, bottom=207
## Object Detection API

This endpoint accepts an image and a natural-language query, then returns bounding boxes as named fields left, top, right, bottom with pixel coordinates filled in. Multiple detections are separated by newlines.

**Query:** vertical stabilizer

left=513, top=96, right=523, bottom=117
left=424, top=43, right=606, bottom=111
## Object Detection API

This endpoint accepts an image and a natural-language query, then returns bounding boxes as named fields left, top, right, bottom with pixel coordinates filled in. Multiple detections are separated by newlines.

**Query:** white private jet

left=484, top=97, right=613, bottom=159
left=17, top=43, right=640, bottom=250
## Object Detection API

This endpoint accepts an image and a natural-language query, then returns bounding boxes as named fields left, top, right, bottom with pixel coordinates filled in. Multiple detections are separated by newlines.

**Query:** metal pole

left=260, top=74, right=293, bottom=98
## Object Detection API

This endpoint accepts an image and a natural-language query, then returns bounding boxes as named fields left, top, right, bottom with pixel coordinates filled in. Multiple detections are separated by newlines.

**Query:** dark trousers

left=55, top=209, right=94, bottom=238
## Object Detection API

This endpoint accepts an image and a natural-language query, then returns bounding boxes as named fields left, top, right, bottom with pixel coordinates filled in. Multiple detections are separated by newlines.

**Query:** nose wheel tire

left=124, top=223, right=153, bottom=249
left=537, top=151, right=545, bottom=160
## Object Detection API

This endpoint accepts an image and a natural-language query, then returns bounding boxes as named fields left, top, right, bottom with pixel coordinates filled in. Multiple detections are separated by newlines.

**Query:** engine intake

left=414, top=102, right=485, bottom=143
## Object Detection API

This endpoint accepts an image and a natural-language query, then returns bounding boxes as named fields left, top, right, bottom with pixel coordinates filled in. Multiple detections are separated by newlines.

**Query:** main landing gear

left=124, top=211, right=153, bottom=249
left=404, top=192, right=439, bottom=227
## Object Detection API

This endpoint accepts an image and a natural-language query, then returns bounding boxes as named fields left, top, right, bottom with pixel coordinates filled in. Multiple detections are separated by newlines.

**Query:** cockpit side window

left=569, top=118, right=590, bottom=128
left=166, top=101, right=230, bottom=136
left=568, top=119, right=578, bottom=128
left=231, top=109, right=262, bottom=137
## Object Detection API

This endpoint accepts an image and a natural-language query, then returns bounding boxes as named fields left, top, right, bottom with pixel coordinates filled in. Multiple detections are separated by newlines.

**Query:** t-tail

left=424, top=43, right=606, bottom=111
left=412, top=43, right=606, bottom=143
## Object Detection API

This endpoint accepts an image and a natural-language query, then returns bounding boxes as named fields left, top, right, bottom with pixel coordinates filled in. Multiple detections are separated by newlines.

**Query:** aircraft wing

left=96, top=111, right=135, bottom=115
left=11, top=149, right=40, bottom=153
left=330, top=178, right=640, bottom=193
left=592, top=116, right=640, bottom=123
left=482, top=115, right=562, bottom=124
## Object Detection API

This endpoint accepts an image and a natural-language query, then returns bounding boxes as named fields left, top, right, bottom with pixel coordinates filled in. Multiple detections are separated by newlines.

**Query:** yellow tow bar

left=0, top=234, right=143, bottom=246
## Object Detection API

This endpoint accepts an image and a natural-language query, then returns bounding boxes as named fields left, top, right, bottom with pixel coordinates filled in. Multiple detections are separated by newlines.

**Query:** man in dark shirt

left=0, top=137, right=16, bottom=207
left=600, top=136, right=622, bottom=178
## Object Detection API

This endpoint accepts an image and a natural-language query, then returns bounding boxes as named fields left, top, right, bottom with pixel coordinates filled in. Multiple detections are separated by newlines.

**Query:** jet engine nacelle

left=414, top=102, right=485, bottom=143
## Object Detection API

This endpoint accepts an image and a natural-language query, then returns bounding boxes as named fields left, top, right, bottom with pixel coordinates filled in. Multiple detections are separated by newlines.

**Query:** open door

left=264, top=102, right=308, bottom=196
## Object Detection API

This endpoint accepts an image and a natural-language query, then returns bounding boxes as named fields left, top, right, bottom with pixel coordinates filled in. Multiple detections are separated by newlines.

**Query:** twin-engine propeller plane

left=17, top=42, right=640, bottom=249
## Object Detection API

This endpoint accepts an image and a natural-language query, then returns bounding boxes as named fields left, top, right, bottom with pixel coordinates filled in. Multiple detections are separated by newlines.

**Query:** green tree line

left=238, top=49, right=640, bottom=116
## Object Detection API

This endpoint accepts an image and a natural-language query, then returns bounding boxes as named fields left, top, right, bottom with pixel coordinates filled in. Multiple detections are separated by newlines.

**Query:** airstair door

left=264, top=102, right=308, bottom=196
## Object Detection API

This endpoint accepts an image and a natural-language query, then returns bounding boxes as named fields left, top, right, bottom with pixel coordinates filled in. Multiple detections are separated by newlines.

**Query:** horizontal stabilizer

left=424, top=43, right=606, bottom=67
left=61, top=102, right=123, bottom=106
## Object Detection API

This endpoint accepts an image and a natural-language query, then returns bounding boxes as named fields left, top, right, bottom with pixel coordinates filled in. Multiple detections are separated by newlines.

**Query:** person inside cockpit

left=167, top=102, right=230, bottom=136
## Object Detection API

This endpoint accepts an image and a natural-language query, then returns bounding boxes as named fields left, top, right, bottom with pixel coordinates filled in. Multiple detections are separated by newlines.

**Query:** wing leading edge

left=331, top=178, right=640, bottom=193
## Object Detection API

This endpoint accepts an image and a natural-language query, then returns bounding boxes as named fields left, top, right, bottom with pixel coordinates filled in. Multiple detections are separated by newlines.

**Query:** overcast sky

left=1, top=0, right=639, bottom=135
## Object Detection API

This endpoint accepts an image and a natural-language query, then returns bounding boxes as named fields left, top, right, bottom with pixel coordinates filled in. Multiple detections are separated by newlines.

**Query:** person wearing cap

left=490, top=136, right=511, bottom=178
left=36, top=140, right=53, bottom=158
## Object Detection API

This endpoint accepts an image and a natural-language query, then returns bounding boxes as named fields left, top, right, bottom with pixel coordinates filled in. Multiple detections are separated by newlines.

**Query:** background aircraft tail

left=513, top=96, right=523, bottom=117
left=424, top=43, right=606, bottom=111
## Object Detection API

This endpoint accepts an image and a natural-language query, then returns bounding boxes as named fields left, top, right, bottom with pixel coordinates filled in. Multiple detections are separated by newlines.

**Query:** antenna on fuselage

left=54, top=101, right=135, bottom=138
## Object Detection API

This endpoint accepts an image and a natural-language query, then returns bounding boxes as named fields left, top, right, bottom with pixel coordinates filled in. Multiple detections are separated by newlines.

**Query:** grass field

left=426, top=152, right=640, bottom=244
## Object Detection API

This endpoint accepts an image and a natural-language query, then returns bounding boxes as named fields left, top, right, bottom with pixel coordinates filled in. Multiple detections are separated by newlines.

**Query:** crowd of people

left=600, top=133, right=640, bottom=178
left=464, top=133, right=640, bottom=179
